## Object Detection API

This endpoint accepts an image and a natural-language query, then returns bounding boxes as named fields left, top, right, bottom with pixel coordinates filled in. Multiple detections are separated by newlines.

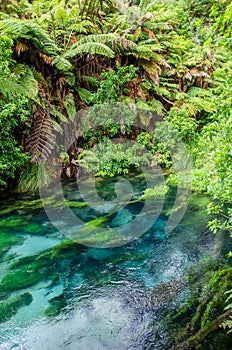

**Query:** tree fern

left=0, top=18, right=59, bottom=55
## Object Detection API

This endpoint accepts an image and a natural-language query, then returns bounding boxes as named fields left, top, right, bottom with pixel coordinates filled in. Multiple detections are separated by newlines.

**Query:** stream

left=0, top=174, right=220, bottom=349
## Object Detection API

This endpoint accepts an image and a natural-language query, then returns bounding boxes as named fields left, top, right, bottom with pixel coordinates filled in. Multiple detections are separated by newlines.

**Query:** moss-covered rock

left=23, top=223, right=44, bottom=234
left=0, top=216, right=30, bottom=230
left=111, top=251, right=147, bottom=265
left=0, top=199, right=43, bottom=215
left=0, top=197, right=88, bottom=216
left=0, top=252, right=57, bottom=292
left=66, top=201, right=88, bottom=209
left=0, top=232, right=24, bottom=257
left=45, top=293, right=69, bottom=317
left=52, top=240, right=86, bottom=258
left=76, top=228, right=125, bottom=247
left=0, top=292, right=33, bottom=322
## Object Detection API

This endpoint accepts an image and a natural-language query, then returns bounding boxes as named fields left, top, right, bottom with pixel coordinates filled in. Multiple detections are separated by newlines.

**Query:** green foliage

left=82, top=103, right=136, bottom=149
left=0, top=18, right=59, bottom=55
left=209, top=1, right=232, bottom=49
left=193, top=81, right=232, bottom=234
left=17, top=162, right=52, bottom=192
left=166, top=108, right=197, bottom=142
left=1, top=0, right=232, bottom=342
left=141, top=184, right=168, bottom=200
left=0, top=98, right=31, bottom=186
left=0, top=35, right=14, bottom=73
left=78, top=139, right=152, bottom=177
left=136, top=131, right=171, bottom=167
left=221, top=289, right=232, bottom=333
left=91, top=63, right=138, bottom=103
left=63, top=39, right=115, bottom=59
left=0, top=35, right=38, bottom=98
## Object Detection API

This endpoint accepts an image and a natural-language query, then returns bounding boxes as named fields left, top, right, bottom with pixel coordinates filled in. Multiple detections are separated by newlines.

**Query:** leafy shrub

left=78, top=139, right=152, bottom=177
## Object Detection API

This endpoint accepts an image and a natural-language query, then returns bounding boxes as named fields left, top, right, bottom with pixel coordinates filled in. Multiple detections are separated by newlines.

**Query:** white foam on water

left=1, top=296, right=138, bottom=350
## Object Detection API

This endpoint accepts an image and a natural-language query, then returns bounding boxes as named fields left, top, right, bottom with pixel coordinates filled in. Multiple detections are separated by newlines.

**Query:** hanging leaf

left=64, top=93, right=76, bottom=121
left=77, top=87, right=93, bottom=104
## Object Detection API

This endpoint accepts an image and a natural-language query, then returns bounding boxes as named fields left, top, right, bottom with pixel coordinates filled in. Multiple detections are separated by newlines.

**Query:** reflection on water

left=0, top=176, right=216, bottom=349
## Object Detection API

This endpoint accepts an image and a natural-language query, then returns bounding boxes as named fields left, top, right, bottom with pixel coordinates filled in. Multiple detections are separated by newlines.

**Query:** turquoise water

left=0, top=176, right=218, bottom=349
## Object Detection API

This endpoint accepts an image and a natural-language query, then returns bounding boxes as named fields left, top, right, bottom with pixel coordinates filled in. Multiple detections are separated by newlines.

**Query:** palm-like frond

left=76, top=33, right=116, bottom=45
left=0, top=78, right=26, bottom=97
left=133, top=40, right=165, bottom=63
left=0, top=65, right=38, bottom=98
left=0, top=19, right=59, bottom=55
left=52, top=55, right=72, bottom=71
left=71, top=20, right=95, bottom=34
left=64, top=93, right=77, bottom=121
left=64, top=42, right=115, bottom=59
left=76, top=86, right=93, bottom=104
left=62, top=33, right=118, bottom=61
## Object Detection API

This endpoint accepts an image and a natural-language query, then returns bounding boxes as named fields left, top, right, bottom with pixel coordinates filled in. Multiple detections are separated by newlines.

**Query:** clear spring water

left=0, top=175, right=219, bottom=350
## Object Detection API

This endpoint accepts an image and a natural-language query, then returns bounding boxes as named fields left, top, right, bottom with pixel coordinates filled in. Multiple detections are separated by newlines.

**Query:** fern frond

left=104, top=14, right=128, bottom=33
left=187, top=87, right=212, bottom=98
left=141, top=61, right=159, bottom=74
left=52, top=4, right=67, bottom=25
left=67, top=4, right=80, bottom=19
left=72, top=20, right=95, bottom=34
left=135, top=44, right=164, bottom=62
left=76, top=33, right=117, bottom=45
left=64, top=42, right=115, bottom=58
left=26, top=107, right=55, bottom=164
left=0, top=66, right=38, bottom=98
left=79, top=75, right=99, bottom=86
left=190, top=97, right=216, bottom=113
left=18, top=66, right=38, bottom=98
left=0, top=19, right=59, bottom=55
left=15, top=42, right=28, bottom=55
left=76, top=86, right=93, bottom=104
left=138, top=39, right=163, bottom=51
left=111, top=36, right=136, bottom=50
left=50, top=105, right=68, bottom=123
left=52, top=55, right=72, bottom=72
left=0, top=78, right=22, bottom=97
left=64, top=93, right=76, bottom=121
left=141, top=61, right=160, bottom=84
left=149, top=99, right=166, bottom=115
